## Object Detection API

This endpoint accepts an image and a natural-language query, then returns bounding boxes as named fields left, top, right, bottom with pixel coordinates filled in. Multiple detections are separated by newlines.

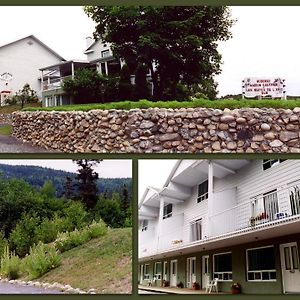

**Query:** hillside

left=38, top=228, right=132, bottom=294
left=0, top=164, right=131, bottom=199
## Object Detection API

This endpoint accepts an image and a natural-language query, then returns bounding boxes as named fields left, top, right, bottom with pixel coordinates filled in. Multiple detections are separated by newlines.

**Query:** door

left=186, top=257, right=196, bottom=288
left=163, top=261, right=168, bottom=281
left=202, top=255, right=210, bottom=289
left=280, top=242, right=300, bottom=293
left=170, top=260, right=177, bottom=287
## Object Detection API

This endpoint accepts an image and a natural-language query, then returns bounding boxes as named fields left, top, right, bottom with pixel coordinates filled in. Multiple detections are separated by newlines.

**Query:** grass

left=0, top=103, right=41, bottom=114
left=0, top=125, right=12, bottom=136
left=22, top=98, right=300, bottom=112
left=38, top=228, right=132, bottom=294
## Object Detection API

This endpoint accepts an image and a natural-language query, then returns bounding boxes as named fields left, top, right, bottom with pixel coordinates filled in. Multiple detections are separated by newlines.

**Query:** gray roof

left=0, top=35, right=66, bottom=61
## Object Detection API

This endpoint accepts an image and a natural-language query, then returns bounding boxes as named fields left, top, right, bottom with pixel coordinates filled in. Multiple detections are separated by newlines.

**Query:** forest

left=0, top=160, right=132, bottom=283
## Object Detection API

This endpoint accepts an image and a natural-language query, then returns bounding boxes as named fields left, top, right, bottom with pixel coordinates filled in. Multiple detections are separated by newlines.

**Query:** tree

left=74, top=159, right=102, bottom=209
left=84, top=6, right=235, bottom=100
left=62, top=176, right=75, bottom=200
left=133, top=63, right=150, bottom=100
left=118, top=64, right=133, bottom=100
left=63, top=68, right=105, bottom=104
left=8, top=84, right=38, bottom=108
left=40, top=180, right=56, bottom=199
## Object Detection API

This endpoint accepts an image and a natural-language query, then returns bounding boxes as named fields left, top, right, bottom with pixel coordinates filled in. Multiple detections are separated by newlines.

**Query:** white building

left=0, top=35, right=65, bottom=105
left=139, top=159, right=300, bottom=294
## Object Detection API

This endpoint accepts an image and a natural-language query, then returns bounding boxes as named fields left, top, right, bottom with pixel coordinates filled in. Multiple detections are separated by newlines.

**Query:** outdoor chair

left=205, top=278, right=219, bottom=293
left=147, top=277, right=157, bottom=287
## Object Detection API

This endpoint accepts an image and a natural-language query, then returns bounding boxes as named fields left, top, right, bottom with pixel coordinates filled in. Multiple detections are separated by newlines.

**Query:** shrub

left=22, top=242, right=61, bottom=279
left=0, top=246, right=21, bottom=280
left=35, top=218, right=60, bottom=244
left=119, top=64, right=133, bottom=100
left=133, top=63, right=150, bottom=100
left=87, top=220, right=107, bottom=238
left=9, top=214, right=40, bottom=257
left=62, top=201, right=88, bottom=231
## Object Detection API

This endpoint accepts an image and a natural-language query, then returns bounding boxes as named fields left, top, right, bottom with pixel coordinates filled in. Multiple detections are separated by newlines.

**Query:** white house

left=138, top=159, right=300, bottom=294
left=0, top=35, right=65, bottom=105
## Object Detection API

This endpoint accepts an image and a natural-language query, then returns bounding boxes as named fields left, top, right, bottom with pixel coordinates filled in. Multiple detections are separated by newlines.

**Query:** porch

left=138, top=285, right=226, bottom=294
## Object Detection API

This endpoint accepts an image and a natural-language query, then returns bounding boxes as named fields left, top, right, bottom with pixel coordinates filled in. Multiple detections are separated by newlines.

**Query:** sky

left=1, top=6, right=300, bottom=96
left=138, top=160, right=177, bottom=201
left=1, top=159, right=132, bottom=178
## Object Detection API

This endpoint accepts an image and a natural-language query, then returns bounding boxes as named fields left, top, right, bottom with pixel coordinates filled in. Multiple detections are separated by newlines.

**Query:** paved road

left=0, top=282, right=63, bottom=294
left=0, top=134, right=51, bottom=153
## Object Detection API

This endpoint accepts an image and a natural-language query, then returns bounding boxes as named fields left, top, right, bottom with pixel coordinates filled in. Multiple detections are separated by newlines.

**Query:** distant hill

left=0, top=164, right=131, bottom=199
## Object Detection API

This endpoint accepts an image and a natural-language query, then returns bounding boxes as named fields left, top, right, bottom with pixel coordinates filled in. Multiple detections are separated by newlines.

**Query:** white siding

left=0, top=37, right=63, bottom=98
left=85, top=40, right=112, bottom=62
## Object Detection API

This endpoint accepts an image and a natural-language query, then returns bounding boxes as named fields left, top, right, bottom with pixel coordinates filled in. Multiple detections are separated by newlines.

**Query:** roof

left=0, top=35, right=65, bottom=61
left=39, top=60, right=91, bottom=71
left=84, top=39, right=98, bottom=52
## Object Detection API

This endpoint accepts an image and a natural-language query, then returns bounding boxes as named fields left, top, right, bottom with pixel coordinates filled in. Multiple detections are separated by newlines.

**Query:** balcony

left=209, top=181, right=300, bottom=238
left=42, top=76, right=71, bottom=91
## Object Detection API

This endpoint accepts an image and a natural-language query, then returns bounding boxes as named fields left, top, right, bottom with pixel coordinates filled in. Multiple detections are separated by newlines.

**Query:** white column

left=71, top=62, right=75, bottom=79
left=207, top=161, right=214, bottom=236
left=105, top=62, right=108, bottom=75
left=41, top=70, right=44, bottom=92
left=157, top=197, right=164, bottom=252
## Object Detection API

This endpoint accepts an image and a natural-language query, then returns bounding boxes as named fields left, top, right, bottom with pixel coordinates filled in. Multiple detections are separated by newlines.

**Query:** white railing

left=42, top=76, right=72, bottom=91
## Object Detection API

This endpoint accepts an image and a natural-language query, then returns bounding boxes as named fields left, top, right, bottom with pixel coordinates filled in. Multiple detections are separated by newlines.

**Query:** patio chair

left=205, top=278, right=219, bottom=293
left=147, top=276, right=157, bottom=287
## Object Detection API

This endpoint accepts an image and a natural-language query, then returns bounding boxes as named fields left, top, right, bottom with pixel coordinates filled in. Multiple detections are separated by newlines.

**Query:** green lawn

left=0, top=125, right=12, bottom=136
left=38, top=227, right=132, bottom=294
left=22, top=98, right=300, bottom=112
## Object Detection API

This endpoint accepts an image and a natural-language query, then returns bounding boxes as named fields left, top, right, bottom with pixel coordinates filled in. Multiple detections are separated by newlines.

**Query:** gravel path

left=0, top=134, right=52, bottom=153
left=0, top=282, right=63, bottom=294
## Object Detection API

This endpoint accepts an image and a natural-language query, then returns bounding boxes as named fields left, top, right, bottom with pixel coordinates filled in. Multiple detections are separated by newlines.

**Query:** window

left=213, top=252, right=232, bottom=281
left=198, top=180, right=208, bottom=203
left=144, top=264, right=150, bottom=280
left=154, top=262, right=162, bottom=280
left=101, top=49, right=110, bottom=58
left=247, top=246, right=276, bottom=281
left=100, top=62, right=106, bottom=75
left=263, top=159, right=286, bottom=171
left=251, top=190, right=279, bottom=222
left=190, top=219, right=202, bottom=242
left=163, top=203, right=172, bottom=219
left=140, top=220, right=148, bottom=232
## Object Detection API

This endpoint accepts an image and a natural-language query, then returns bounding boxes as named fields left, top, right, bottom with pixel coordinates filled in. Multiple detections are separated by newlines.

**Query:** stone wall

left=0, top=113, right=12, bottom=125
left=12, top=107, right=300, bottom=153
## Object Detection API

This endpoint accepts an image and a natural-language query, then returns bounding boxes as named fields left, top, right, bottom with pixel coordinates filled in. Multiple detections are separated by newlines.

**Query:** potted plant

left=177, top=281, right=184, bottom=288
left=250, top=217, right=255, bottom=227
left=192, top=282, right=200, bottom=290
left=231, top=282, right=241, bottom=294
left=163, top=280, right=170, bottom=287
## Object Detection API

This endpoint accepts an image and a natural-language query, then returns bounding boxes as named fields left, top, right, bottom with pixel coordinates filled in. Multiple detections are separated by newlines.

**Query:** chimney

left=86, top=36, right=93, bottom=49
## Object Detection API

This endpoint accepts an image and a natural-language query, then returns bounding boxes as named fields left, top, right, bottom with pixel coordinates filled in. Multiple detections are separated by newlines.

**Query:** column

left=157, top=197, right=164, bottom=252
left=207, top=161, right=214, bottom=236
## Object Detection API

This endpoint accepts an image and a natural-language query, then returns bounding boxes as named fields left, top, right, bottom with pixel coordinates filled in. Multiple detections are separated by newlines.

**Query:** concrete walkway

left=0, top=282, right=63, bottom=294
left=138, top=285, right=225, bottom=294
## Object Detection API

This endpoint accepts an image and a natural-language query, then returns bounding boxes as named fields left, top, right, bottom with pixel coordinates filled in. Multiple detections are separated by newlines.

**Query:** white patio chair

left=205, top=278, right=219, bottom=293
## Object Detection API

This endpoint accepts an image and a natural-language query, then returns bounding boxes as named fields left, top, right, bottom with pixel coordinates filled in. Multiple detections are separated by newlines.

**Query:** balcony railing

left=42, top=76, right=72, bottom=91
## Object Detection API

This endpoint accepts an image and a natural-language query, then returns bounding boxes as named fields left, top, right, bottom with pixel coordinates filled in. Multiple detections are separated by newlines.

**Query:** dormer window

left=163, top=203, right=173, bottom=219
left=197, top=180, right=208, bottom=203
left=101, top=49, right=110, bottom=58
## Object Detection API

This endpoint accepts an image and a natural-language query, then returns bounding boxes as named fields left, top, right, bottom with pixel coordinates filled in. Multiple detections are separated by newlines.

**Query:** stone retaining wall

left=0, top=113, right=12, bottom=125
left=12, top=107, right=300, bottom=153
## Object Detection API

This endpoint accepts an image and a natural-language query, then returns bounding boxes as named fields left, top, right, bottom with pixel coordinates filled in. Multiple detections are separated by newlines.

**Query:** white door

left=186, top=257, right=196, bottom=288
left=163, top=261, right=168, bottom=281
left=170, top=260, right=177, bottom=287
left=280, top=242, right=300, bottom=293
left=202, top=255, right=210, bottom=289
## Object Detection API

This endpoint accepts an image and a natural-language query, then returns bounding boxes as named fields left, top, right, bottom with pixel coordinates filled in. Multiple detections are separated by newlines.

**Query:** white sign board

left=242, top=77, right=286, bottom=99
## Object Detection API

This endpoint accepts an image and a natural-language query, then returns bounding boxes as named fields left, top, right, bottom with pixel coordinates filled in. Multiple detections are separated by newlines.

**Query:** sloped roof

left=0, top=35, right=65, bottom=61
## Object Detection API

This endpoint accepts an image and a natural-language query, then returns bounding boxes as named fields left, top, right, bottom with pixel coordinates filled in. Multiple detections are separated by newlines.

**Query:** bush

left=22, top=242, right=61, bottom=279
left=35, top=218, right=60, bottom=244
left=87, top=220, right=107, bottom=238
left=0, top=246, right=21, bottom=280
left=62, top=201, right=88, bottom=231
left=9, top=214, right=40, bottom=257
left=133, top=63, right=150, bottom=100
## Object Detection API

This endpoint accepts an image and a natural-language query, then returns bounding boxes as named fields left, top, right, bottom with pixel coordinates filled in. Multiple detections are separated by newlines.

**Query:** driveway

left=0, top=282, right=63, bottom=294
left=0, top=134, right=52, bottom=153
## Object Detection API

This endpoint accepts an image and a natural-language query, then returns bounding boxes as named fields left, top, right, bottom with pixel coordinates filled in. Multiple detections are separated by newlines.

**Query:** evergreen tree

left=63, top=176, right=75, bottom=199
left=74, top=159, right=102, bottom=209
left=122, top=184, right=130, bottom=211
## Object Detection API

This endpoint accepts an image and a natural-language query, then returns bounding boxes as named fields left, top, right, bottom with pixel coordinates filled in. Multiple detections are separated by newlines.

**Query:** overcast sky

left=1, top=6, right=300, bottom=96
left=138, top=160, right=177, bottom=201
left=1, top=159, right=132, bottom=178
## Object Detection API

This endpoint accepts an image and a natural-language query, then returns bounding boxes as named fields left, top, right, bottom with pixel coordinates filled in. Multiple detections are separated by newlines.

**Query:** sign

left=242, top=77, right=286, bottom=99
